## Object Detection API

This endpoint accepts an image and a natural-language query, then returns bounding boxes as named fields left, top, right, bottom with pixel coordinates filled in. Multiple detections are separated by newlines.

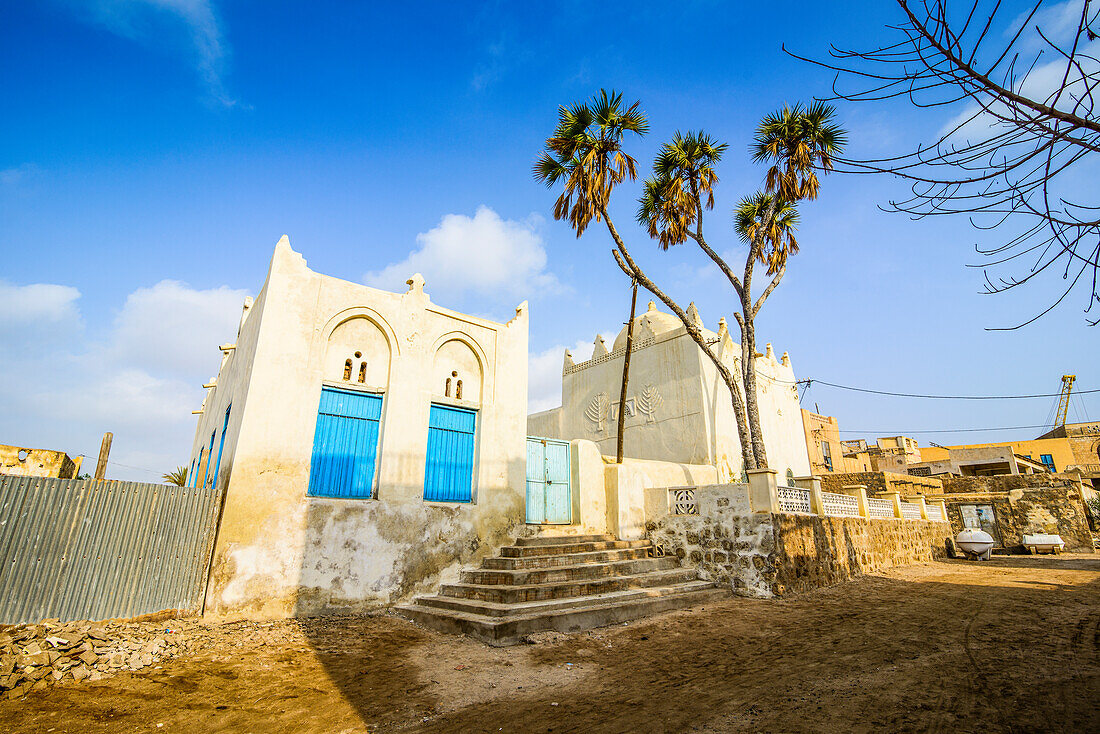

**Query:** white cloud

left=528, top=333, right=616, bottom=413
left=73, top=0, right=236, bottom=106
left=364, top=206, right=560, bottom=302
left=0, top=278, right=249, bottom=480
left=941, top=4, right=1098, bottom=142
left=1009, top=0, right=1086, bottom=50
left=0, top=281, right=81, bottom=333
left=109, top=279, right=249, bottom=378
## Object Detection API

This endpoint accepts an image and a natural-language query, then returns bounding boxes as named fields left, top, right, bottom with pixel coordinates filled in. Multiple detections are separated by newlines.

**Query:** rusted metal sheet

left=0, top=476, right=222, bottom=624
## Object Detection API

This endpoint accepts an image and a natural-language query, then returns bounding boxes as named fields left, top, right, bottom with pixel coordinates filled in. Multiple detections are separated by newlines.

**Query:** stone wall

left=940, top=475, right=1093, bottom=553
left=820, top=470, right=943, bottom=496
left=646, top=485, right=951, bottom=598
left=769, top=514, right=950, bottom=595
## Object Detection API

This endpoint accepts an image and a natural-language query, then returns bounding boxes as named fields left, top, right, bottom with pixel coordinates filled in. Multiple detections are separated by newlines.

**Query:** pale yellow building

left=918, top=438, right=1075, bottom=475
left=801, top=409, right=865, bottom=473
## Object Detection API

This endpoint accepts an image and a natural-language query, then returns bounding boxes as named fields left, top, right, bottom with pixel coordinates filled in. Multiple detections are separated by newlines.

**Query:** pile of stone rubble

left=1, top=619, right=190, bottom=700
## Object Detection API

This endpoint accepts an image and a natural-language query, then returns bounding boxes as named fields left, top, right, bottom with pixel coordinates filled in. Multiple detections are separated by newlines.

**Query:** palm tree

left=534, top=89, right=649, bottom=237
left=534, top=90, right=649, bottom=464
left=736, top=103, right=844, bottom=467
left=163, top=466, right=188, bottom=486
left=636, top=106, right=843, bottom=470
left=637, top=130, right=758, bottom=470
left=735, top=192, right=800, bottom=276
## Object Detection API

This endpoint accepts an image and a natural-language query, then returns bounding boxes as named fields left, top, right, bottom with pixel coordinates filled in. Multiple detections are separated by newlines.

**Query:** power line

left=808, top=379, right=1099, bottom=401
left=76, top=453, right=163, bottom=477
left=837, top=424, right=1052, bottom=435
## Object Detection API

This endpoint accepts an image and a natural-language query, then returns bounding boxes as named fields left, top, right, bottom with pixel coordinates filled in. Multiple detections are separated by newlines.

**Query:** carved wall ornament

left=585, top=392, right=610, bottom=432
left=671, top=488, right=698, bottom=516
left=637, top=385, right=663, bottom=424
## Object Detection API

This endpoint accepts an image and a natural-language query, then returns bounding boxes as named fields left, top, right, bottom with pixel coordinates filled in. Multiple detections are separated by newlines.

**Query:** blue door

left=424, top=404, right=477, bottom=502
left=526, top=437, right=571, bottom=524
left=308, top=387, right=383, bottom=499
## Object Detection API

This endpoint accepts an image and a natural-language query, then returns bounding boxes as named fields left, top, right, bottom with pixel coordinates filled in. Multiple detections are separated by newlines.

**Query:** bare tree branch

left=790, top=0, right=1100, bottom=326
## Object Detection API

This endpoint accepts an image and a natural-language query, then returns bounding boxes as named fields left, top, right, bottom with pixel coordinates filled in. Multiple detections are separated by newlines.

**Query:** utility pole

left=94, top=432, right=112, bottom=480
left=615, top=279, right=639, bottom=464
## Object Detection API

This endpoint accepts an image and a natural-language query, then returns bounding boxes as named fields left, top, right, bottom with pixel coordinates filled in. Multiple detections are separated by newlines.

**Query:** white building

left=188, top=237, right=529, bottom=618
left=528, top=300, right=811, bottom=484
left=187, top=240, right=812, bottom=620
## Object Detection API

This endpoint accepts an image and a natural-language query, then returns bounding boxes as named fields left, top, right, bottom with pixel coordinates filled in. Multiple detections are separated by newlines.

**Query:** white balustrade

left=777, top=486, right=812, bottom=514
left=867, top=498, right=895, bottom=518
left=821, top=491, right=860, bottom=518
left=926, top=504, right=944, bottom=522
left=900, top=501, right=923, bottom=520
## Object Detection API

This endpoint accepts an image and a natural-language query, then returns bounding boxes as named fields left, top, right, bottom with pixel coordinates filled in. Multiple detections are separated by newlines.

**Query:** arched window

left=358, top=362, right=367, bottom=383
left=786, top=468, right=795, bottom=485
left=456, top=379, right=463, bottom=400
left=445, top=377, right=452, bottom=397
left=343, top=359, right=353, bottom=381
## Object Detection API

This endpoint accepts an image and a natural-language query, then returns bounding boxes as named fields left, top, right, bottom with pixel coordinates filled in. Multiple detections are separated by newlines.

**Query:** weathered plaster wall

left=939, top=474, right=1094, bottom=552
left=604, top=457, right=718, bottom=540
left=647, top=486, right=951, bottom=597
left=197, top=238, right=529, bottom=619
left=0, top=446, right=81, bottom=479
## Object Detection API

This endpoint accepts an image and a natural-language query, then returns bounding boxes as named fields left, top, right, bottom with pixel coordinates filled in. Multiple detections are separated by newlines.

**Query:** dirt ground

left=3, top=555, right=1098, bottom=733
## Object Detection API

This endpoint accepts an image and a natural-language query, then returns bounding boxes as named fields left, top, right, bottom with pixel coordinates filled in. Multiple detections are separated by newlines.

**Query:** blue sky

left=2, top=0, right=1096, bottom=481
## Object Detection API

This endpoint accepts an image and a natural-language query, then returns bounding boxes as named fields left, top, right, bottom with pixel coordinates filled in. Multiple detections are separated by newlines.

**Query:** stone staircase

left=396, top=533, right=727, bottom=646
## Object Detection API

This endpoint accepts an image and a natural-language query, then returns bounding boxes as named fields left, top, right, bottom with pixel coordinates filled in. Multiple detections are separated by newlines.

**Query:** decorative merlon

left=686, top=302, right=703, bottom=330
left=405, top=273, right=426, bottom=296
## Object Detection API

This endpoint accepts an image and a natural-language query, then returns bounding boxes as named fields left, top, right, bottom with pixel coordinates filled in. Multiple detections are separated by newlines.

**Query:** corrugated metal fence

left=0, top=476, right=222, bottom=625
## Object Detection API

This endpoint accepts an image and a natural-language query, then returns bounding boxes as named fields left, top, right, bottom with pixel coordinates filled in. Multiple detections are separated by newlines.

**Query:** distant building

left=1036, top=420, right=1100, bottom=489
left=799, top=410, right=919, bottom=475
left=911, top=444, right=1053, bottom=477
left=801, top=410, right=864, bottom=473
left=0, top=445, right=82, bottom=479
left=915, top=428, right=1100, bottom=490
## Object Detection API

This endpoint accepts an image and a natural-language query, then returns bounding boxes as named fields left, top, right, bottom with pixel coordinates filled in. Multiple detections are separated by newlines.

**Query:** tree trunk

left=599, top=209, right=757, bottom=472
left=740, top=238, right=769, bottom=469
left=740, top=305, right=769, bottom=468
left=616, top=280, right=639, bottom=463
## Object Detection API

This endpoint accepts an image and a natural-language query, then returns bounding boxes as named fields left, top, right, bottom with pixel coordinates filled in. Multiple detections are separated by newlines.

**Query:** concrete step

left=500, top=539, right=651, bottom=558
left=515, top=533, right=616, bottom=546
left=481, top=546, right=652, bottom=570
left=416, top=573, right=705, bottom=616
left=460, top=556, right=678, bottom=586
left=396, top=582, right=728, bottom=646
left=439, top=567, right=699, bottom=605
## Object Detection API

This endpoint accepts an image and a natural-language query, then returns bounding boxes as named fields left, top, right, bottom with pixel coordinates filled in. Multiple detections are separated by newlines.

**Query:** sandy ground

left=2, top=555, right=1097, bottom=733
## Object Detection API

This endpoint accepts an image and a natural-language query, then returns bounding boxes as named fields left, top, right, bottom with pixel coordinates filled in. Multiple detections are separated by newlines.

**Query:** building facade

left=1037, top=421, right=1100, bottom=489
left=188, top=238, right=529, bottom=618
left=528, top=301, right=811, bottom=483
left=0, top=445, right=82, bottom=479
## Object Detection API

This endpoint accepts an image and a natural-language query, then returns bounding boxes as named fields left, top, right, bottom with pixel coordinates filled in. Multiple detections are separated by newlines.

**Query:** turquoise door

left=424, top=404, right=477, bottom=502
left=526, top=437, right=571, bottom=524
left=308, top=386, right=383, bottom=499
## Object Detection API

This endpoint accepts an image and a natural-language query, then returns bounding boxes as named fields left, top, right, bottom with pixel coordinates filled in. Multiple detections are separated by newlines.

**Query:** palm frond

left=163, top=466, right=188, bottom=486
